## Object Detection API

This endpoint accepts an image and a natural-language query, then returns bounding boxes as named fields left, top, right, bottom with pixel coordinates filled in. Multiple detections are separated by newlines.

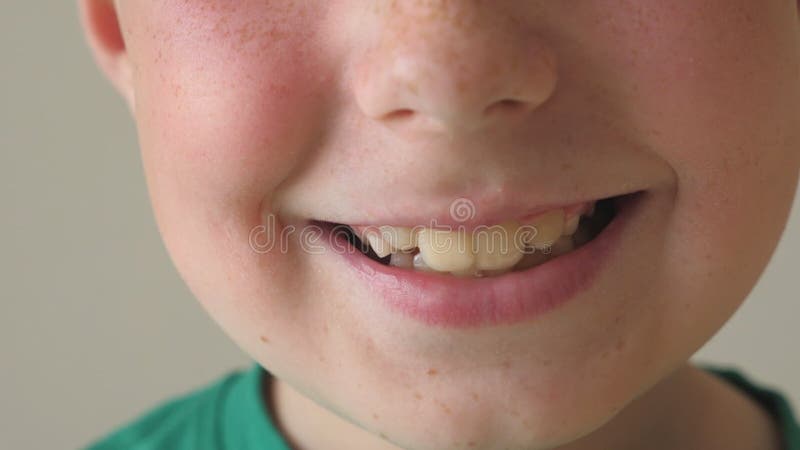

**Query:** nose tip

left=353, top=19, right=559, bottom=136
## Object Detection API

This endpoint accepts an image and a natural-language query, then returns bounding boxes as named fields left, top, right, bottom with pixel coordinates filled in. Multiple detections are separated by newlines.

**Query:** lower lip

left=325, top=194, right=642, bottom=329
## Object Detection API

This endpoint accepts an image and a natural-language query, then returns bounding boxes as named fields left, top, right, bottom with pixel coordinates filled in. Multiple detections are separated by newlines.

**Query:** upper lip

left=327, top=188, right=634, bottom=231
left=273, top=122, right=667, bottom=229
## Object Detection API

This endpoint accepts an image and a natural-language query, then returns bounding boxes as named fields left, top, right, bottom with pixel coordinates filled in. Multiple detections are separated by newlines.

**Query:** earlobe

left=78, top=0, right=135, bottom=112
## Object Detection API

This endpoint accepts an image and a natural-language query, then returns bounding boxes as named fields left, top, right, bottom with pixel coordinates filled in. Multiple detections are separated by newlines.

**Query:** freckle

left=468, top=442, right=476, bottom=447
left=501, top=360, right=511, bottom=369
left=414, top=391, right=423, bottom=399
left=542, top=359, right=552, bottom=367
left=523, top=420, right=531, bottom=427
left=510, top=409, right=520, bottom=417
left=372, top=413, right=379, bottom=420
left=601, top=350, right=610, bottom=359
left=427, top=368, right=438, bottom=376
left=471, top=392, right=479, bottom=401
left=615, top=339, right=626, bottom=351
left=259, top=335, right=270, bottom=343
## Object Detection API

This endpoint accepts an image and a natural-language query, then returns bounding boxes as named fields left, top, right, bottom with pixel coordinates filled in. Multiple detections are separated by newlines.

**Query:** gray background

left=1, top=3, right=798, bottom=450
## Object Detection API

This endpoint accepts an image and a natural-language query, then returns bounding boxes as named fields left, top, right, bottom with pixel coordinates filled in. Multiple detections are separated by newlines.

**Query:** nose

left=352, top=2, right=558, bottom=137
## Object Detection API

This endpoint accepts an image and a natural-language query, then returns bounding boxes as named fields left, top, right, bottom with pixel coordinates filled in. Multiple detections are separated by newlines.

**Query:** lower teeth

left=343, top=197, right=617, bottom=277
left=389, top=251, right=415, bottom=269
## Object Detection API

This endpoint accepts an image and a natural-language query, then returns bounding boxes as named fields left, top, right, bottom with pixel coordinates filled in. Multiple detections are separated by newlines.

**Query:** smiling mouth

left=322, top=195, right=620, bottom=278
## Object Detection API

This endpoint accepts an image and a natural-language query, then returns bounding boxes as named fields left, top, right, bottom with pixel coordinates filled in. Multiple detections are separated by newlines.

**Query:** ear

left=78, top=0, right=135, bottom=112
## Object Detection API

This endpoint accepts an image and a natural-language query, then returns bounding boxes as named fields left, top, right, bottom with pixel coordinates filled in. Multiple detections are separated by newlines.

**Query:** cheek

left=602, top=1, right=800, bottom=265
left=122, top=2, right=339, bottom=316
left=557, top=0, right=800, bottom=360
left=133, top=19, right=320, bottom=199
left=127, top=2, right=336, bottom=225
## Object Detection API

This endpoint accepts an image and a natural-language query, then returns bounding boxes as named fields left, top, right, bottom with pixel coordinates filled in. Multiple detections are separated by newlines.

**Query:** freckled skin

left=83, top=1, right=800, bottom=449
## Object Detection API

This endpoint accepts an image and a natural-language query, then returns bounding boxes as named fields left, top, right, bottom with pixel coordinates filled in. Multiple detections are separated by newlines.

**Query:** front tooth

left=563, top=214, right=580, bottom=236
left=417, top=228, right=475, bottom=272
left=380, top=226, right=417, bottom=251
left=473, top=222, right=524, bottom=271
left=550, top=236, right=575, bottom=257
left=412, top=252, right=436, bottom=272
left=365, top=232, right=393, bottom=258
left=452, top=268, right=482, bottom=277
left=525, top=210, right=565, bottom=249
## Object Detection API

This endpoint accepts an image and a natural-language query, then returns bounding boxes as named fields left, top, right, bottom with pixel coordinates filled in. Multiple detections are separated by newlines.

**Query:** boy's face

left=86, top=1, right=799, bottom=449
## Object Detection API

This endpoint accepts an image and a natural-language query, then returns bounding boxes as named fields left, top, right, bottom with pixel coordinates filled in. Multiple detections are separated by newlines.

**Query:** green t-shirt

left=85, top=362, right=800, bottom=450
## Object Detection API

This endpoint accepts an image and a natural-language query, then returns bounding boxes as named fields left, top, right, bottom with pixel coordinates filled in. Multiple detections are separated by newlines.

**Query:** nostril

left=380, top=100, right=528, bottom=133
left=499, top=99, right=523, bottom=108
left=484, top=99, right=527, bottom=117
left=385, top=108, right=415, bottom=121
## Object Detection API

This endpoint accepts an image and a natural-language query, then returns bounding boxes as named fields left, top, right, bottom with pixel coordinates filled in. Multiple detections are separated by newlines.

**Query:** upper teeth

left=361, top=225, right=418, bottom=258
left=472, top=222, right=525, bottom=271
left=524, top=209, right=565, bottom=250
left=353, top=203, right=594, bottom=276
left=417, top=228, right=475, bottom=272
left=563, top=213, right=580, bottom=236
